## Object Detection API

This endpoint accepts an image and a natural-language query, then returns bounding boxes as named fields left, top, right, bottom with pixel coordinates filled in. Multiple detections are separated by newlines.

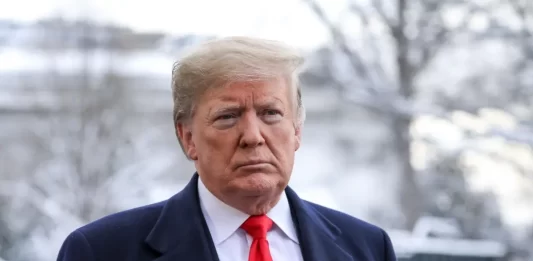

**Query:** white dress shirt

left=198, top=178, right=304, bottom=261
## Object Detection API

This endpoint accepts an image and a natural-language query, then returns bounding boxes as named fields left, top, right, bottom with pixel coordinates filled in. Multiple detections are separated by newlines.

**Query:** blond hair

left=171, top=36, right=306, bottom=156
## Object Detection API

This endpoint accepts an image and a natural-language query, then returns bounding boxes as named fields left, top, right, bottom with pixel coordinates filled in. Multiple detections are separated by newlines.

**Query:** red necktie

left=240, top=215, right=273, bottom=261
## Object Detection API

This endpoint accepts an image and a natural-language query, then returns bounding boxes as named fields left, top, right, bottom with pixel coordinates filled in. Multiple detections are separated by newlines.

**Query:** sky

left=0, top=0, right=350, bottom=50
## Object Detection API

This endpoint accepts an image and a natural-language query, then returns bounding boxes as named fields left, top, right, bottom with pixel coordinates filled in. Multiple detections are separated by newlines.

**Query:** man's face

left=177, top=78, right=301, bottom=206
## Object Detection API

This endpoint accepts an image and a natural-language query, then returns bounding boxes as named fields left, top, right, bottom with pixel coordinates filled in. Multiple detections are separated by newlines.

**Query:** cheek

left=269, top=126, right=297, bottom=177
left=270, top=124, right=298, bottom=153
left=197, top=130, right=234, bottom=161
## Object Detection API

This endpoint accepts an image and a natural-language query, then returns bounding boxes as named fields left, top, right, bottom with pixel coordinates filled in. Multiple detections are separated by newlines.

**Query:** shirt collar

left=197, top=177, right=299, bottom=245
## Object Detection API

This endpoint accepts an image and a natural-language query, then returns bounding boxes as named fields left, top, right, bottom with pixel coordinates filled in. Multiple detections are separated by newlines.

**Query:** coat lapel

left=285, top=187, right=355, bottom=261
left=145, top=173, right=219, bottom=261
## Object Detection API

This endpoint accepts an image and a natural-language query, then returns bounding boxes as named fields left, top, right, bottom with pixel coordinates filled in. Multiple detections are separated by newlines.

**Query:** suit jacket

left=57, top=173, right=397, bottom=261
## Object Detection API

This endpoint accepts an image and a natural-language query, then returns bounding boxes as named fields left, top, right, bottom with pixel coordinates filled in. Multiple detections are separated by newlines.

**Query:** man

left=57, top=36, right=397, bottom=261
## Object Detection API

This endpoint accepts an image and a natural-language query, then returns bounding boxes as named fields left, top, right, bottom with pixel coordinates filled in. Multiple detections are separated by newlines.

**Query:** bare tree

left=0, top=18, right=175, bottom=260
left=302, top=0, right=495, bottom=229
left=303, top=4, right=533, bottom=260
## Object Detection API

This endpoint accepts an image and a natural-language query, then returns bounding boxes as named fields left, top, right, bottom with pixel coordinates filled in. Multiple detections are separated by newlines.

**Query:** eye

left=261, top=109, right=282, bottom=123
left=213, top=114, right=238, bottom=129
left=216, top=114, right=237, bottom=121
left=263, top=109, right=281, bottom=116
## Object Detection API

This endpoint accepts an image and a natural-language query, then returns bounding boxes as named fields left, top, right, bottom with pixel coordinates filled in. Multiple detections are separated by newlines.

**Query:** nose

left=238, top=112, right=265, bottom=148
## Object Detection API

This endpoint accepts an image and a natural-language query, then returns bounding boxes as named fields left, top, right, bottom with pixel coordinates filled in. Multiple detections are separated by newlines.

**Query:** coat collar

left=145, top=173, right=353, bottom=261
left=145, top=173, right=218, bottom=261
left=285, top=186, right=354, bottom=261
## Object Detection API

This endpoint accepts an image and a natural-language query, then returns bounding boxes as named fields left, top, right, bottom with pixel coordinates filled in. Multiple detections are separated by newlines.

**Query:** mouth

left=235, top=160, right=272, bottom=170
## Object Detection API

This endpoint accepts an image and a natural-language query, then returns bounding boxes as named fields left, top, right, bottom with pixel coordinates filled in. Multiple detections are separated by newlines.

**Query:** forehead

left=200, top=78, right=290, bottom=104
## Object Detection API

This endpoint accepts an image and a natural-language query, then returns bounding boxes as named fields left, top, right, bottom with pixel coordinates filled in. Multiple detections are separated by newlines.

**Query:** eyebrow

left=208, top=98, right=284, bottom=115
left=208, top=105, right=241, bottom=116
left=255, top=100, right=283, bottom=110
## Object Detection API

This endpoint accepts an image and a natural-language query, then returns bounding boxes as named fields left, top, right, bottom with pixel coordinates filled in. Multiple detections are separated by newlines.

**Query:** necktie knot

left=240, top=215, right=273, bottom=239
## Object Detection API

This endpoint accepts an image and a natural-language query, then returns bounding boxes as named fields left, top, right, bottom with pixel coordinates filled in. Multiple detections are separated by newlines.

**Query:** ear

left=176, top=122, right=198, bottom=160
left=294, top=124, right=302, bottom=151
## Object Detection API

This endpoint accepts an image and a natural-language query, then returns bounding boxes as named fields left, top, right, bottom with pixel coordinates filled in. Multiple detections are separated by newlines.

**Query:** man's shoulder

left=57, top=201, right=168, bottom=260
left=76, top=200, right=167, bottom=240
left=303, top=200, right=387, bottom=238
left=302, top=200, right=396, bottom=260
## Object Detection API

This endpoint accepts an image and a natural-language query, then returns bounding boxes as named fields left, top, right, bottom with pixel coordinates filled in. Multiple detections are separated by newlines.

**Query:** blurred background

left=0, top=0, right=532, bottom=260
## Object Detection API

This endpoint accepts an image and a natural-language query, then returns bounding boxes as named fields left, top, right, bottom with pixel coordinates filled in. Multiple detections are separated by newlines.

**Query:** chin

left=234, top=173, right=281, bottom=196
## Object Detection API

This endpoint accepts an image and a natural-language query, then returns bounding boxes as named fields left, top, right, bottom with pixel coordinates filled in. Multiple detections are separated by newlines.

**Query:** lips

left=235, top=160, right=271, bottom=169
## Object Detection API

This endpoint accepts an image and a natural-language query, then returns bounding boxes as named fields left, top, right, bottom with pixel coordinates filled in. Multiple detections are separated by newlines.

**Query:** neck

left=212, top=187, right=283, bottom=215
left=197, top=173, right=286, bottom=215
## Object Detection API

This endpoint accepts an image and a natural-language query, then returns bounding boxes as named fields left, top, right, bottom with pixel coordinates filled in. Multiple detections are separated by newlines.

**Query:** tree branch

left=372, top=0, right=395, bottom=32
left=414, top=1, right=484, bottom=74
left=302, top=0, right=381, bottom=95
